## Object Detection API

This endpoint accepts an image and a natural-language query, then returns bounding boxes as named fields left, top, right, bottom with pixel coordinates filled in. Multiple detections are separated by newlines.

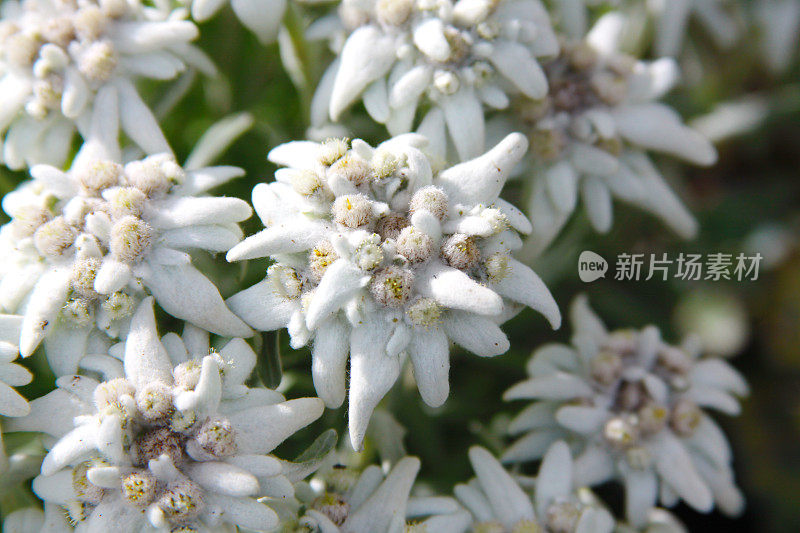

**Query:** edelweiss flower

left=0, top=148, right=252, bottom=376
left=649, top=0, right=740, bottom=57
left=6, top=297, right=325, bottom=532
left=183, top=0, right=286, bottom=43
left=519, top=14, right=716, bottom=253
left=503, top=295, right=748, bottom=526
left=754, top=0, right=800, bottom=72
left=455, top=443, right=617, bottom=533
left=310, top=0, right=559, bottom=160
left=0, top=0, right=212, bottom=169
left=226, top=133, right=560, bottom=449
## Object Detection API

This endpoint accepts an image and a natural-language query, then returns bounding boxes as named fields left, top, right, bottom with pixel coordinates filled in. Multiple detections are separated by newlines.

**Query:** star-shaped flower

left=6, top=297, right=324, bottom=531
left=503, top=295, right=748, bottom=526
left=226, top=132, right=560, bottom=449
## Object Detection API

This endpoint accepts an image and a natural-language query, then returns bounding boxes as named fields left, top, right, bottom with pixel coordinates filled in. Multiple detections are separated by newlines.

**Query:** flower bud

left=603, top=416, right=638, bottom=448
left=333, top=194, right=374, bottom=228
left=375, top=213, right=409, bottom=240
left=546, top=502, right=580, bottom=533
left=34, top=216, right=76, bottom=257
left=483, top=252, right=510, bottom=282
left=433, top=70, right=460, bottom=95
left=158, top=481, right=205, bottom=522
left=441, top=233, right=480, bottom=270
left=78, top=160, right=123, bottom=195
left=122, top=471, right=157, bottom=508
left=376, top=0, right=413, bottom=26
left=319, top=138, right=349, bottom=166
left=291, top=169, right=327, bottom=198
left=101, top=291, right=136, bottom=320
left=62, top=297, right=94, bottom=326
left=105, top=186, right=146, bottom=218
left=313, top=493, right=351, bottom=526
left=134, top=427, right=184, bottom=467
left=395, top=226, right=433, bottom=263
left=370, top=149, right=399, bottom=179
left=78, top=40, right=117, bottom=82
left=354, top=235, right=384, bottom=271
left=409, top=186, right=448, bottom=221
left=93, top=377, right=135, bottom=411
left=268, top=264, right=302, bottom=299
left=330, top=155, right=372, bottom=187
left=136, top=381, right=174, bottom=420
left=589, top=351, right=623, bottom=386
left=370, top=265, right=414, bottom=308
left=109, top=215, right=153, bottom=263
left=637, top=402, right=668, bottom=435
left=174, top=360, right=202, bottom=390
left=670, top=398, right=702, bottom=437
left=71, top=258, right=101, bottom=297
left=308, top=240, right=339, bottom=283
left=11, top=205, right=51, bottom=238
left=74, top=5, right=108, bottom=41
left=170, top=408, right=197, bottom=433
left=406, top=297, right=442, bottom=327
left=195, top=416, right=237, bottom=457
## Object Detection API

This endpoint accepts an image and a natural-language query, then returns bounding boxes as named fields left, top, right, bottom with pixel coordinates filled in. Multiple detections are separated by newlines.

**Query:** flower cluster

left=7, top=298, right=324, bottom=531
left=0, top=0, right=211, bottom=169
left=226, top=132, right=560, bottom=449
left=504, top=296, right=748, bottom=526
left=310, top=0, right=559, bottom=160
left=516, top=14, right=715, bottom=252
left=0, top=149, right=252, bottom=374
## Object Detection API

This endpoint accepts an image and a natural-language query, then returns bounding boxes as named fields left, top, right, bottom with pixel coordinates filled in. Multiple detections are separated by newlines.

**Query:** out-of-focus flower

left=0, top=142, right=252, bottom=375
left=549, top=0, right=620, bottom=38
left=754, top=0, right=800, bottom=72
left=0, top=0, right=213, bottom=170
left=309, top=0, right=559, bottom=160
left=649, top=0, right=740, bottom=57
left=519, top=14, right=714, bottom=253
left=5, top=297, right=324, bottom=532
left=674, top=289, right=749, bottom=358
left=504, top=295, right=748, bottom=526
left=456, top=442, right=617, bottom=533
left=226, top=132, right=560, bottom=449
left=183, top=0, right=286, bottom=43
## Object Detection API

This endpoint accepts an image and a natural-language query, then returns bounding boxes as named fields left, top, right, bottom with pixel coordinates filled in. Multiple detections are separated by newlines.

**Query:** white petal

left=504, top=373, right=592, bottom=401
left=306, top=259, right=370, bottom=330
left=348, top=317, right=399, bottom=450
left=653, top=433, right=714, bottom=512
left=441, top=87, right=485, bottom=161
left=623, top=468, right=658, bottom=527
left=535, top=441, right=572, bottom=517
left=141, top=261, right=252, bottom=337
left=20, top=268, right=71, bottom=357
left=581, top=177, right=613, bottom=233
left=228, top=397, right=324, bottom=454
left=114, top=78, right=171, bottom=156
left=613, top=104, right=717, bottom=165
left=469, top=446, right=535, bottom=526
left=187, top=461, right=259, bottom=496
left=226, top=279, right=295, bottom=331
left=408, top=326, right=449, bottom=407
left=124, top=297, right=174, bottom=389
left=41, top=422, right=98, bottom=475
left=442, top=311, right=509, bottom=357
left=437, top=133, right=527, bottom=205
left=493, top=258, right=560, bottom=328
left=489, top=40, right=547, bottom=98
left=363, top=78, right=390, bottom=123
left=94, top=257, right=133, bottom=295
left=312, top=316, right=350, bottom=408
left=555, top=405, right=608, bottom=434
left=330, top=26, right=396, bottom=120
left=419, top=263, right=502, bottom=316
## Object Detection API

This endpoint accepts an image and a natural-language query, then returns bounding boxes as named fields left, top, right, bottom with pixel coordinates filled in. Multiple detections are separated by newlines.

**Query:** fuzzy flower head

left=503, top=295, right=749, bottom=527
left=227, top=132, right=560, bottom=449
left=7, top=297, right=324, bottom=532
left=0, top=151, right=252, bottom=376
left=311, top=0, right=559, bottom=160
left=0, top=0, right=211, bottom=169
left=518, top=14, right=717, bottom=254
